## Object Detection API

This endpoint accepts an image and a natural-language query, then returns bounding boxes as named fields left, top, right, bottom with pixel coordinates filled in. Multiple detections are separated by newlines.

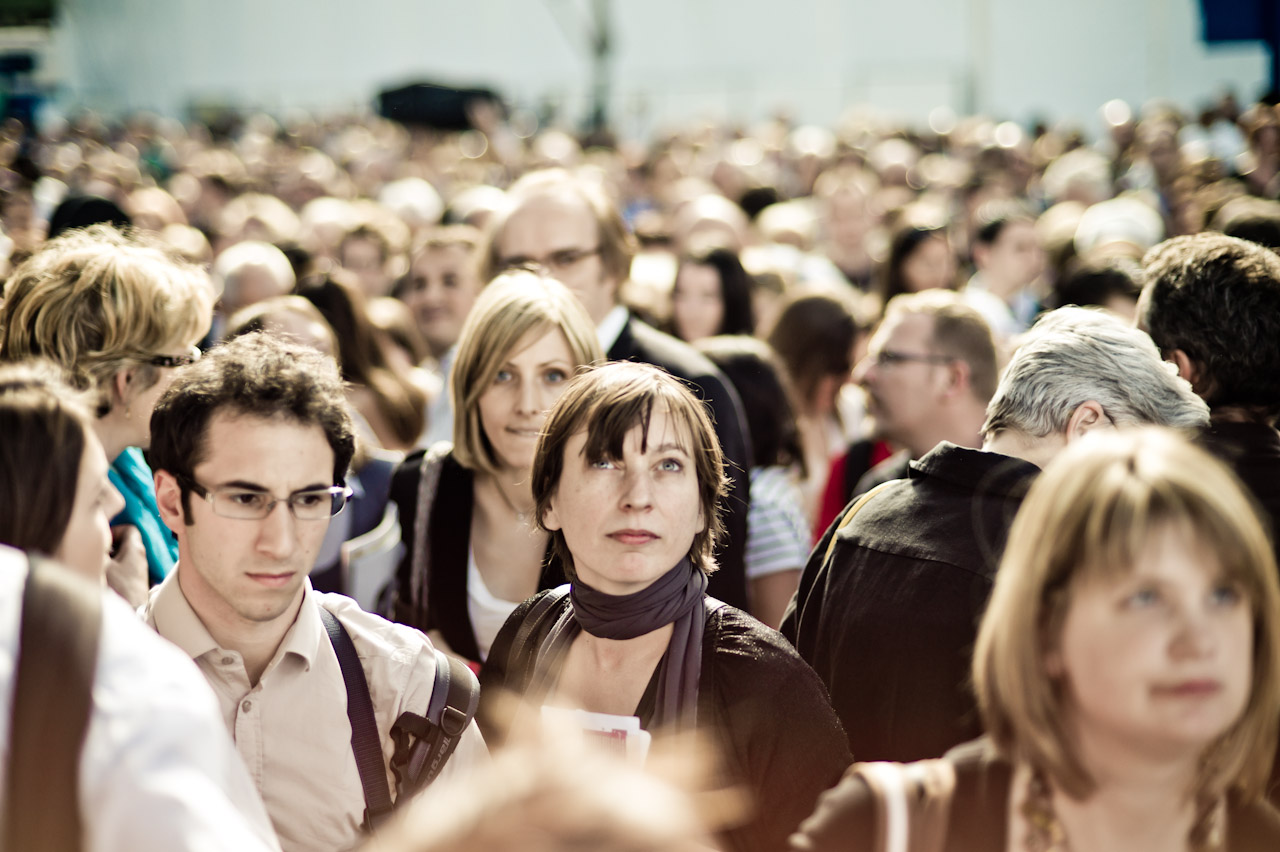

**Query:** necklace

left=1021, top=768, right=1225, bottom=852
left=489, top=477, right=535, bottom=526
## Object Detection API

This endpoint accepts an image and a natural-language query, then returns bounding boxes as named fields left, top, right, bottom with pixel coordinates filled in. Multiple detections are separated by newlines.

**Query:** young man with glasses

left=142, top=333, right=486, bottom=852
left=782, top=307, right=1210, bottom=765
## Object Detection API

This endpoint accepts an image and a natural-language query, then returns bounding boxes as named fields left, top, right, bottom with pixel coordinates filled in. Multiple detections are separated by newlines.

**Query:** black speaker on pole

left=376, top=82, right=505, bottom=131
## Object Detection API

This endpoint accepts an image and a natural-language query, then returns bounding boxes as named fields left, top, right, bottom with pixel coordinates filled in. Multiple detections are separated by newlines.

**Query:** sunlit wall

left=41, top=0, right=1270, bottom=136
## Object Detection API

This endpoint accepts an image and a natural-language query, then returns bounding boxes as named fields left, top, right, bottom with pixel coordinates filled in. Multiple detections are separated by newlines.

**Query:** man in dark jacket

left=781, top=307, right=1209, bottom=762
left=482, top=169, right=753, bottom=611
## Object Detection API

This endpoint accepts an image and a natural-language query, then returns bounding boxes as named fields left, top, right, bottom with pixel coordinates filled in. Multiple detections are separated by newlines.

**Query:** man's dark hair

left=1141, top=233, right=1280, bottom=423
left=1212, top=197, right=1280, bottom=251
left=1050, top=256, right=1143, bottom=311
left=149, top=333, right=357, bottom=516
left=972, top=201, right=1035, bottom=249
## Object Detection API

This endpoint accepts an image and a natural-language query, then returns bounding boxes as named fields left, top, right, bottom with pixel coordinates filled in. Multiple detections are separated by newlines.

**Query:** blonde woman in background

left=0, top=225, right=213, bottom=602
left=793, top=427, right=1280, bottom=850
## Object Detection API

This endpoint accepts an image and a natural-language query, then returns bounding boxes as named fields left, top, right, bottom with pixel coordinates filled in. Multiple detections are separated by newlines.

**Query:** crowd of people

left=1, top=87, right=1280, bottom=851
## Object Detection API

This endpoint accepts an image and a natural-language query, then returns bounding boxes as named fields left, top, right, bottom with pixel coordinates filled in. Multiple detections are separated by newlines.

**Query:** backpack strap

left=486, top=585, right=572, bottom=693
left=851, top=759, right=957, bottom=852
left=318, top=605, right=395, bottom=831
left=402, top=443, right=450, bottom=625
left=4, top=555, right=103, bottom=852
left=823, top=479, right=902, bottom=564
left=389, top=649, right=479, bottom=798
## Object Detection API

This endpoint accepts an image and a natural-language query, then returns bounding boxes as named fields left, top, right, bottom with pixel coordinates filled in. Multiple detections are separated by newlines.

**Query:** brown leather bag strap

left=823, top=480, right=902, bottom=564
left=3, top=555, right=103, bottom=852
left=406, top=442, right=450, bottom=625
left=852, top=759, right=958, bottom=852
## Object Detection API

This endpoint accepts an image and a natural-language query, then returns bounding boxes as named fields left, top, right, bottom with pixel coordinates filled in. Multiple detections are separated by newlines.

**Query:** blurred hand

left=107, top=525, right=149, bottom=608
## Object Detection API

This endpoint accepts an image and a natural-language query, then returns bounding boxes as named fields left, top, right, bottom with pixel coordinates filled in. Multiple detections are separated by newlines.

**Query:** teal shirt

left=108, top=447, right=178, bottom=585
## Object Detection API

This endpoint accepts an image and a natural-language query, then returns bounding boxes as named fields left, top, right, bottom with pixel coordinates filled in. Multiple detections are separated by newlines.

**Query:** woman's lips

left=1154, top=679, right=1223, bottom=698
left=608, top=530, right=658, bottom=546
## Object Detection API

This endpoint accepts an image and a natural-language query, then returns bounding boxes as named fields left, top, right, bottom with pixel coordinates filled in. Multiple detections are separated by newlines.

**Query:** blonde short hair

left=0, top=225, right=213, bottom=415
left=973, top=427, right=1280, bottom=802
left=451, top=271, right=603, bottom=474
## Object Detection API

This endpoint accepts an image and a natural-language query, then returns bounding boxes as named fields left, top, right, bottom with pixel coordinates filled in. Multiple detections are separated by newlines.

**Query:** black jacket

left=780, top=443, right=1039, bottom=762
left=608, top=314, right=753, bottom=610
left=481, top=590, right=852, bottom=852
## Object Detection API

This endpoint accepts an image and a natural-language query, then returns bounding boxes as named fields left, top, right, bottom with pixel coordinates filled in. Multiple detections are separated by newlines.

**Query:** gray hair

left=981, top=307, right=1209, bottom=439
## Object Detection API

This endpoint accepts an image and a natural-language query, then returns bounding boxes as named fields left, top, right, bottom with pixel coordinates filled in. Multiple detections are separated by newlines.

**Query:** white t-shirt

left=0, top=545, right=281, bottom=852
left=467, top=548, right=525, bottom=662
left=745, top=466, right=812, bottom=580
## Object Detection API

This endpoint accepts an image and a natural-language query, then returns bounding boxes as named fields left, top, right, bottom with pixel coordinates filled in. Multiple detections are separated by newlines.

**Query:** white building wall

left=40, top=0, right=1272, bottom=137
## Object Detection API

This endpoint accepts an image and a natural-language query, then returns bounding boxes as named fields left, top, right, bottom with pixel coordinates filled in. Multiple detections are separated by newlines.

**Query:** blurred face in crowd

left=478, top=328, right=577, bottom=473
left=901, top=235, right=956, bottom=293
left=854, top=311, right=949, bottom=452
left=670, top=262, right=723, bottom=343
left=496, top=194, right=616, bottom=325
left=977, top=220, right=1044, bottom=294
left=1048, top=524, right=1253, bottom=763
left=55, top=429, right=125, bottom=581
left=825, top=188, right=874, bottom=247
left=401, top=245, right=482, bottom=359
left=340, top=235, right=393, bottom=299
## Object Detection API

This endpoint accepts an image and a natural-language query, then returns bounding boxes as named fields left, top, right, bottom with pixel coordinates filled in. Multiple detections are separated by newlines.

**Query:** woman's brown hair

left=973, top=427, right=1280, bottom=803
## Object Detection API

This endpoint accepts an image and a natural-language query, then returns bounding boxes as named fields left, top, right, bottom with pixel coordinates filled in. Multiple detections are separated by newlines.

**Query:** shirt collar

left=596, top=304, right=630, bottom=352
left=149, top=567, right=220, bottom=660
left=150, top=568, right=322, bottom=670
left=910, top=441, right=1041, bottom=498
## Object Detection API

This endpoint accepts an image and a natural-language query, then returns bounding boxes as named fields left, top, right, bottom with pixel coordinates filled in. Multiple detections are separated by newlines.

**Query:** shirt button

left=241, top=699, right=252, bottom=713
left=222, top=656, right=235, bottom=666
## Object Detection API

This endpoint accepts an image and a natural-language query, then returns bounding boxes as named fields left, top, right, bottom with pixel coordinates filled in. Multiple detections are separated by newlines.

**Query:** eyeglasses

left=146, top=346, right=202, bottom=369
left=180, top=476, right=353, bottom=521
left=865, top=349, right=955, bottom=368
left=500, top=246, right=601, bottom=276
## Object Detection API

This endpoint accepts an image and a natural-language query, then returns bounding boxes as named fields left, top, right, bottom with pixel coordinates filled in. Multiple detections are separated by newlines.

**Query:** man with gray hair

left=781, top=306, right=1209, bottom=763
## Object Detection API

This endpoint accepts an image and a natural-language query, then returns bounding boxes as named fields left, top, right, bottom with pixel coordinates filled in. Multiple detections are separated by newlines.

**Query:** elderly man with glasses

left=141, top=333, right=486, bottom=852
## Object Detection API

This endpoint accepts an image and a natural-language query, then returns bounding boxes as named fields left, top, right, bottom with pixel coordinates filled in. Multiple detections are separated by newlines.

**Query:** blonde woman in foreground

left=793, top=427, right=1280, bottom=852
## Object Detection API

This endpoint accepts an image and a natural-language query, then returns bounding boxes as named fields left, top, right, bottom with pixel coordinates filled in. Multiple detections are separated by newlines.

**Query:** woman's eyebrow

left=650, top=442, right=690, bottom=455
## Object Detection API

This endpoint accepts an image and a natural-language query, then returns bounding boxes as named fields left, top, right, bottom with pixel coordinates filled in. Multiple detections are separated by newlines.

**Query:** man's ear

left=154, top=470, right=186, bottom=534
left=942, top=358, right=972, bottom=398
left=1064, top=399, right=1108, bottom=442
left=1169, top=349, right=1207, bottom=395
